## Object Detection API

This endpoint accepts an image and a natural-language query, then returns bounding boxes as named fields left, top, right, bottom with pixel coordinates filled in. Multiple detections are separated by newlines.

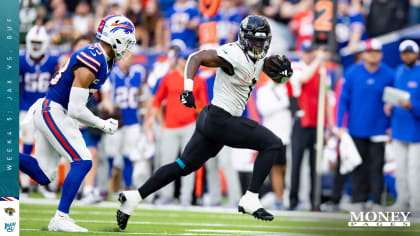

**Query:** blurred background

left=18, top=0, right=420, bottom=215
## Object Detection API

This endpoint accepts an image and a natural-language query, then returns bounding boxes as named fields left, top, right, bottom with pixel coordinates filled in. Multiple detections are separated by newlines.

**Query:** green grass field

left=20, top=202, right=420, bottom=236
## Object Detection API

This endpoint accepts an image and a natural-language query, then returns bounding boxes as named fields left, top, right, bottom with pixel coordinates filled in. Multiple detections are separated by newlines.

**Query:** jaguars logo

left=4, top=208, right=15, bottom=216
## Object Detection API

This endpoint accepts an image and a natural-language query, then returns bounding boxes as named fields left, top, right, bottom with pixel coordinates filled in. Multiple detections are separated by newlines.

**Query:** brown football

left=263, top=55, right=291, bottom=84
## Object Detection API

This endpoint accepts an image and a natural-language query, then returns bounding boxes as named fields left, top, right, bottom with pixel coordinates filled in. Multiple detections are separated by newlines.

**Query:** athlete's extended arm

left=181, top=49, right=233, bottom=108
left=68, top=67, right=118, bottom=134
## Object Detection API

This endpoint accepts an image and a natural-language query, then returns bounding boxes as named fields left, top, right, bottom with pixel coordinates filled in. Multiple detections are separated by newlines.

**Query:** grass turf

left=20, top=203, right=420, bottom=236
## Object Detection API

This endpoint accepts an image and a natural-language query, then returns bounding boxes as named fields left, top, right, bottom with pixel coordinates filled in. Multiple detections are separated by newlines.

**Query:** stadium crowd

left=19, top=0, right=420, bottom=215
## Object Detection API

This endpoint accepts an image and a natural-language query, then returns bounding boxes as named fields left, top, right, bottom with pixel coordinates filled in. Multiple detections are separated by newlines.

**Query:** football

left=263, top=55, right=292, bottom=84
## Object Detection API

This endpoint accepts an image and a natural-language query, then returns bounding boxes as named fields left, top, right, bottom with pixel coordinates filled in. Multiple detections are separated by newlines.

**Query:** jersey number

left=115, top=87, right=138, bottom=109
left=24, top=72, right=51, bottom=93
left=50, top=59, right=69, bottom=86
left=247, top=78, right=257, bottom=100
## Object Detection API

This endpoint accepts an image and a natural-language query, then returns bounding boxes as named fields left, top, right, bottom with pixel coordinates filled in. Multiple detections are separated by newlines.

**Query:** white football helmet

left=26, top=25, right=49, bottom=59
left=96, top=15, right=136, bottom=60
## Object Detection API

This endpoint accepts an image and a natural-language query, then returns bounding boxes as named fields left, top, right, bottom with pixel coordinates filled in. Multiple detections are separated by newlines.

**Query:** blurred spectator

left=158, top=0, right=176, bottom=16
left=289, top=0, right=313, bottom=50
left=145, top=50, right=207, bottom=206
left=45, top=0, right=74, bottom=46
left=125, top=0, right=143, bottom=44
left=280, top=0, right=312, bottom=23
left=256, top=78, right=292, bottom=210
left=289, top=41, right=329, bottom=211
left=20, top=0, right=40, bottom=31
left=217, top=0, right=243, bottom=45
left=336, top=0, right=368, bottom=68
left=337, top=39, right=394, bottom=211
left=64, top=0, right=93, bottom=13
left=167, top=0, right=200, bottom=49
left=72, top=1, right=95, bottom=37
left=138, top=0, right=169, bottom=51
left=410, top=0, right=420, bottom=25
left=250, top=1, right=294, bottom=52
left=366, top=0, right=409, bottom=37
left=385, top=40, right=420, bottom=214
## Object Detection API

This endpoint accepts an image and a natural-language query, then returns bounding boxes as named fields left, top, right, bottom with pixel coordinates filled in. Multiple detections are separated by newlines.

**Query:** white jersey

left=212, top=42, right=265, bottom=116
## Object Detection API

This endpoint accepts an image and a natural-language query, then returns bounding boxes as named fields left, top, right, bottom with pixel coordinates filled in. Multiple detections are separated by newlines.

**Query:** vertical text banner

left=0, top=1, right=19, bottom=198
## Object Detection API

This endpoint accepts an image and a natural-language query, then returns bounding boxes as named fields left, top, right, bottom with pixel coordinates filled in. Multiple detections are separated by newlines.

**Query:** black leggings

left=139, top=104, right=284, bottom=199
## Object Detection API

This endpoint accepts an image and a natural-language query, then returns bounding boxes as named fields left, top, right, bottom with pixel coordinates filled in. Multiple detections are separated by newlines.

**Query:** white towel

left=339, top=132, right=362, bottom=175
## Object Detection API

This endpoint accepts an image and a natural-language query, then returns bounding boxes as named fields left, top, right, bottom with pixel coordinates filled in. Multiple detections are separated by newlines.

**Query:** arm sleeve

left=152, top=76, right=168, bottom=108
left=337, top=76, right=351, bottom=128
left=68, top=87, right=105, bottom=129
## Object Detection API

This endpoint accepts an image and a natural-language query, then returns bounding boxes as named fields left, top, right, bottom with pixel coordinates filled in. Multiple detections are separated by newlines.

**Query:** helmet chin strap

left=247, top=50, right=264, bottom=60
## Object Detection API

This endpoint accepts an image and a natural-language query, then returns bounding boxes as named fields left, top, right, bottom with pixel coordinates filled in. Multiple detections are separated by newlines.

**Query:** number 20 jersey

left=46, top=43, right=114, bottom=110
left=212, top=42, right=265, bottom=116
left=19, top=51, right=59, bottom=111
left=109, top=65, right=145, bottom=126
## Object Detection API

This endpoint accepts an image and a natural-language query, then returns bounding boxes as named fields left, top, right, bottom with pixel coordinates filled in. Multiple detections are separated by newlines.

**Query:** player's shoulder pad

left=216, top=42, right=243, bottom=68
left=74, top=44, right=105, bottom=74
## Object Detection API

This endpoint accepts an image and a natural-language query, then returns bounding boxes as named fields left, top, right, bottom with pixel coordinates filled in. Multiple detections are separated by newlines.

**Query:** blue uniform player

left=20, top=25, right=59, bottom=155
left=19, top=15, right=136, bottom=232
left=167, top=0, right=200, bottom=49
left=102, top=53, right=146, bottom=190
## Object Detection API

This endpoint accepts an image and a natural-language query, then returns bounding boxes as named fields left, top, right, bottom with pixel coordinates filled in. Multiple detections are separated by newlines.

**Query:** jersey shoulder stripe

left=80, top=51, right=101, bottom=67
left=76, top=54, right=99, bottom=72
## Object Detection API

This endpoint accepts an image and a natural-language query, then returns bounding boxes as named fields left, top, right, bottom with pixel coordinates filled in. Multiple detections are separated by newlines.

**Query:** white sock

left=244, top=191, right=259, bottom=199
left=130, top=190, right=142, bottom=203
left=55, top=210, right=68, bottom=217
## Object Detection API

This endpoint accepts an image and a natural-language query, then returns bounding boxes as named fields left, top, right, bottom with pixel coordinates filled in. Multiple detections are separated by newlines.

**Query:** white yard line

left=20, top=228, right=230, bottom=235
left=20, top=228, right=312, bottom=236
left=21, top=198, right=351, bottom=220
left=19, top=217, right=420, bottom=233
left=20, top=209, right=323, bottom=222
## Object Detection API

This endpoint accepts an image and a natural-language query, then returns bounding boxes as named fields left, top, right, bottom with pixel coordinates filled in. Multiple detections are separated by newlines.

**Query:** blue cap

left=301, top=40, right=313, bottom=52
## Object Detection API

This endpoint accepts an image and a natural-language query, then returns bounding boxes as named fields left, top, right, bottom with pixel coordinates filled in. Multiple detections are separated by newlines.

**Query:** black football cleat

left=116, top=191, right=141, bottom=230
left=116, top=209, right=130, bottom=230
left=238, top=191, right=274, bottom=221
left=238, top=206, right=274, bottom=221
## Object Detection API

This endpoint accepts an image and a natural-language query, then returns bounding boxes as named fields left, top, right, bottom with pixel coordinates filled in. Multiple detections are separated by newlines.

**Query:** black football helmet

left=238, top=15, right=272, bottom=60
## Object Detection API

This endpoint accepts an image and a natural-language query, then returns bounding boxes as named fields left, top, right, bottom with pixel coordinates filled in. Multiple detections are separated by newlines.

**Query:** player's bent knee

left=266, top=136, right=284, bottom=151
left=71, top=160, right=93, bottom=175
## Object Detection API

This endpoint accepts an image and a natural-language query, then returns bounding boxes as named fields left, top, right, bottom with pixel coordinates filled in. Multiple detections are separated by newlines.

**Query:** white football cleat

left=48, top=214, right=88, bottom=232
left=116, top=190, right=142, bottom=230
left=238, top=191, right=274, bottom=221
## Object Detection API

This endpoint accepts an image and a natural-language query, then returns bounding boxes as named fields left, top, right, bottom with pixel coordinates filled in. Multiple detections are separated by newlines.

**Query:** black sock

left=138, top=162, right=183, bottom=199
left=248, top=149, right=277, bottom=193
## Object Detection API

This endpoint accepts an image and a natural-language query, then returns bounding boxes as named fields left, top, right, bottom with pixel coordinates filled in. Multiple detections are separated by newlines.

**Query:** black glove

left=180, top=90, right=196, bottom=108
left=268, top=55, right=293, bottom=83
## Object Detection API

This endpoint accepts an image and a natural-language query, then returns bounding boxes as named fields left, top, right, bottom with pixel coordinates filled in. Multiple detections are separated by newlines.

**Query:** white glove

left=101, top=118, right=119, bottom=134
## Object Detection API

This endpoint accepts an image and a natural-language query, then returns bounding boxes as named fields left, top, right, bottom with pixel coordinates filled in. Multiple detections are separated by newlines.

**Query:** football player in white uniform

left=117, top=15, right=293, bottom=229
